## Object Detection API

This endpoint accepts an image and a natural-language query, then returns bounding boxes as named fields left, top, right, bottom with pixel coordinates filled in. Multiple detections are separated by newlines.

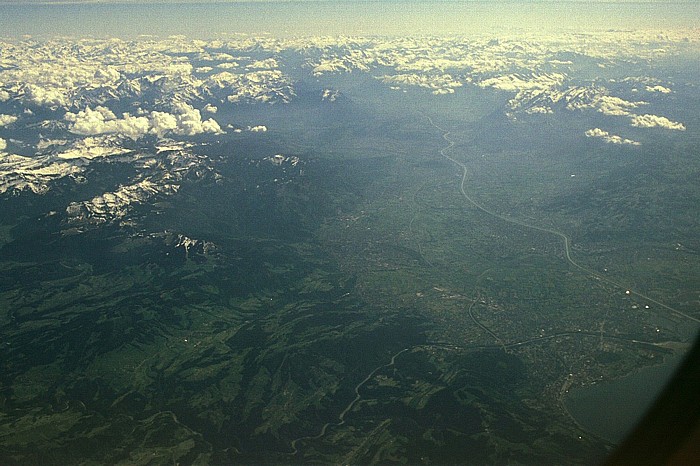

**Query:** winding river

left=287, top=115, right=696, bottom=457
left=424, top=114, right=698, bottom=324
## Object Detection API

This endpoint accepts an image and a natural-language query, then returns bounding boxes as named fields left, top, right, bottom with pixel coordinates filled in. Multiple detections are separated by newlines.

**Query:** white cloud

left=201, top=119, right=223, bottom=134
left=0, top=138, right=6, bottom=151
left=0, top=90, right=9, bottom=102
left=171, top=102, right=223, bottom=136
left=249, top=125, right=267, bottom=132
left=203, top=104, right=218, bottom=113
left=0, top=114, right=18, bottom=126
left=585, top=128, right=640, bottom=146
left=149, top=111, right=179, bottom=136
left=65, top=106, right=116, bottom=123
left=65, top=104, right=223, bottom=139
left=24, top=84, right=69, bottom=109
left=596, top=95, right=645, bottom=116
left=631, top=114, right=685, bottom=131
left=65, top=106, right=150, bottom=139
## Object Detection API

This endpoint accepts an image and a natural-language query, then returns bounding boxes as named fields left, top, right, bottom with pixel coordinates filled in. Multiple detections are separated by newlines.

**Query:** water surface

left=565, top=352, right=684, bottom=444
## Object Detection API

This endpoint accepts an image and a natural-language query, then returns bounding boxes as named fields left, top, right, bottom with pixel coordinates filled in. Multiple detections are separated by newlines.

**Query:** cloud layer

left=631, top=114, right=686, bottom=131
left=64, top=104, right=223, bottom=139
left=585, top=128, right=640, bottom=146
left=0, top=114, right=18, bottom=126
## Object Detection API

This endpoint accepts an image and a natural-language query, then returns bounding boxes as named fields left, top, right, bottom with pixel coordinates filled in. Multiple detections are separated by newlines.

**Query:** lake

left=565, top=351, right=684, bottom=444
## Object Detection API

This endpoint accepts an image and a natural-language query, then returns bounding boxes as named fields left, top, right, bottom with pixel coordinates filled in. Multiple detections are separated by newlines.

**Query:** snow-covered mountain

left=0, top=29, right=695, bottom=234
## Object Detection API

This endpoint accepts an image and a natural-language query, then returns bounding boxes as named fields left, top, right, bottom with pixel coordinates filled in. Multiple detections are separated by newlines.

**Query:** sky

left=0, top=0, right=697, bottom=5
left=0, top=0, right=697, bottom=38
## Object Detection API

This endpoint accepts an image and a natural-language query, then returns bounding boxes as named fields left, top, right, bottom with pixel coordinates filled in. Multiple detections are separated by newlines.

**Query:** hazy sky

left=0, top=0, right=697, bottom=38
left=0, top=0, right=695, bottom=4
